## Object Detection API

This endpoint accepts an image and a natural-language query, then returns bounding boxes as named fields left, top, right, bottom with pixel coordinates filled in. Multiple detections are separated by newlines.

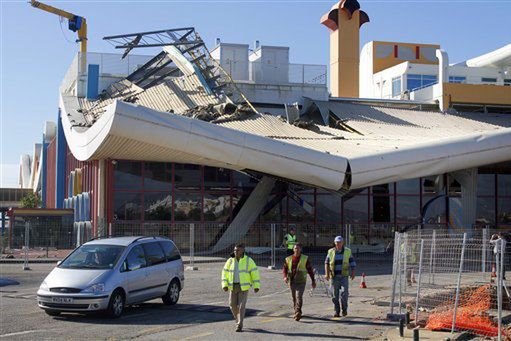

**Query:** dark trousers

left=290, top=282, right=306, bottom=316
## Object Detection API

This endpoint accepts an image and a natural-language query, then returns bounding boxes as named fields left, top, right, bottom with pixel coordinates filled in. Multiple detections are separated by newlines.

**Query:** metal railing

left=389, top=228, right=508, bottom=339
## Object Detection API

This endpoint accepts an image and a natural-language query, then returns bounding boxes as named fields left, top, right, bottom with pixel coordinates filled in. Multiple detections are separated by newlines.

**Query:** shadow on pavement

left=51, top=303, right=259, bottom=325
left=303, top=314, right=396, bottom=327
left=245, top=328, right=366, bottom=339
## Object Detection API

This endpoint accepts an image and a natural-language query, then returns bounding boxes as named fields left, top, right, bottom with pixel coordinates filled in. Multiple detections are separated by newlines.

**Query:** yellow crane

left=30, top=0, right=87, bottom=72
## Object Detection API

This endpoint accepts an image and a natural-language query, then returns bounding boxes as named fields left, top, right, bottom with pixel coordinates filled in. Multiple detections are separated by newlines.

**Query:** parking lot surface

left=0, top=261, right=396, bottom=340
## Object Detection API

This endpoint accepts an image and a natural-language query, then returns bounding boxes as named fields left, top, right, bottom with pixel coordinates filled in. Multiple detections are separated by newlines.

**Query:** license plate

left=52, top=297, right=73, bottom=303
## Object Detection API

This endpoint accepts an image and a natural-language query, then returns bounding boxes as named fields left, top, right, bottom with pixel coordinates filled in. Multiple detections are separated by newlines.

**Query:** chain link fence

left=389, top=228, right=510, bottom=339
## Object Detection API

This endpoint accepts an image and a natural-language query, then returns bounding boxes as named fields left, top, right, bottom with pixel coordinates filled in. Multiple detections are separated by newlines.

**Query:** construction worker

left=283, top=242, right=316, bottom=321
left=221, top=243, right=260, bottom=332
left=284, top=226, right=298, bottom=256
left=325, top=236, right=356, bottom=317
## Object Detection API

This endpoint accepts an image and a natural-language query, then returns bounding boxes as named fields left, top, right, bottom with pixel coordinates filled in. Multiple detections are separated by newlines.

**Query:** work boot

left=342, top=310, right=347, bottom=317
left=235, top=325, right=243, bottom=332
left=333, top=313, right=340, bottom=318
left=295, top=312, right=302, bottom=321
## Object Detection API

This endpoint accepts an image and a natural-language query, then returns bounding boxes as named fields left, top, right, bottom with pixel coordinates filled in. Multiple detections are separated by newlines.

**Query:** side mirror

left=56, top=260, right=62, bottom=266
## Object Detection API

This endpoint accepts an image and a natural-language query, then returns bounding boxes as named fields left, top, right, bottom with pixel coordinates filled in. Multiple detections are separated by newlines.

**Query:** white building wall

left=249, top=46, right=290, bottom=84
left=210, top=43, right=249, bottom=81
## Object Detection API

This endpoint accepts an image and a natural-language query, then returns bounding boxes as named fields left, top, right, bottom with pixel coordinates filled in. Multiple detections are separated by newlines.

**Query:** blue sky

left=1, top=0, right=510, bottom=187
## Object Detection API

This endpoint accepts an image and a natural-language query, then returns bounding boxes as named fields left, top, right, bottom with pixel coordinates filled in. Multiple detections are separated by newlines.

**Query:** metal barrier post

left=399, top=233, right=403, bottom=315
left=429, top=230, right=436, bottom=284
left=414, top=239, right=424, bottom=324
left=482, top=227, right=488, bottom=279
left=390, top=232, right=400, bottom=315
left=268, top=223, right=276, bottom=270
left=498, top=239, right=504, bottom=341
left=451, top=233, right=467, bottom=333
left=186, top=223, right=198, bottom=271
left=22, top=221, right=31, bottom=271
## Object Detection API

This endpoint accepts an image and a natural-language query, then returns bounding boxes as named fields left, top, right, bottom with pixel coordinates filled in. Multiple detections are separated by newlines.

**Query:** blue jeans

left=331, top=276, right=349, bottom=314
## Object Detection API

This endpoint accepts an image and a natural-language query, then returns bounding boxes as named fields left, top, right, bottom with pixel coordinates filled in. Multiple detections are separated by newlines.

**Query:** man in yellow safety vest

left=221, top=243, right=260, bottom=332
left=325, top=236, right=356, bottom=317
left=284, top=226, right=297, bottom=256
left=283, top=243, right=316, bottom=321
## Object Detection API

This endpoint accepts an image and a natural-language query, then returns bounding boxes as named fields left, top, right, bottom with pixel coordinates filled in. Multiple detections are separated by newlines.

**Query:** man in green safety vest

left=325, top=236, right=356, bottom=317
left=284, top=226, right=298, bottom=256
left=221, top=243, right=260, bottom=332
left=283, top=243, right=316, bottom=321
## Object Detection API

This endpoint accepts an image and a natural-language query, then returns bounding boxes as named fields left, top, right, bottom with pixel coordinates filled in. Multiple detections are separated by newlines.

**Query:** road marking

left=260, top=317, right=286, bottom=323
left=0, top=330, right=47, bottom=338
left=176, top=332, right=214, bottom=340
left=136, top=326, right=166, bottom=336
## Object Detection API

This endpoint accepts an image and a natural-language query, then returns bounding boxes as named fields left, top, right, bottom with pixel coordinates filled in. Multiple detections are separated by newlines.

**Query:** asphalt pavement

left=0, top=261, right=396, bottom=340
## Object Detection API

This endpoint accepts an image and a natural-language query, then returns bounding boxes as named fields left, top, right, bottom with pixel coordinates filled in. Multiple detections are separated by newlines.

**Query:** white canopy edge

left=60, top=96, right=348, bottom=191
left=465, top=43, right=511, bottom=68
left=349, top=129, right=511, bottom=188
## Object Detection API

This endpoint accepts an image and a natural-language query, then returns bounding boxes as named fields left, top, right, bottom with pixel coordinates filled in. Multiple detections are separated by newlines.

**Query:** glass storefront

left=110, top=160, right=511, bottom=246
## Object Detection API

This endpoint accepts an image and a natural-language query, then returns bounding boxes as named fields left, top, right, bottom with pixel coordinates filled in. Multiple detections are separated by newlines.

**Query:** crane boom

left=30, top=0, right=88, bottom=72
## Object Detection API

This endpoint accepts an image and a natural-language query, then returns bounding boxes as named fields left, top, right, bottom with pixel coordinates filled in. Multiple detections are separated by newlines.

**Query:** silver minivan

left=37, top=236, right=184, bottom=318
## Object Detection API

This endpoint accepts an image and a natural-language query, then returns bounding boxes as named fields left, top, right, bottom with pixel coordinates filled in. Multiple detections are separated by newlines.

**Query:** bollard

left=413, top=328, right=419, bottom=341
left=399, top=318, right=404, bottom=337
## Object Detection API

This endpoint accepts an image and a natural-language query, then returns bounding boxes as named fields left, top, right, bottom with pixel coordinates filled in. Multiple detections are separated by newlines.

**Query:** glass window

left=114, top=161, right=142, bottom=190
left=159, top=241, right=181, bottom=261
left=449, top=76, right=466, bottom=84
left=126, top=245, right=146, bottom=271
left=288, top=194, right=314, bottom=222
left=260, top=194, right=286, bottom=222
left=174, top=164, right=201, bottom=190
left=113, top=192, right=141, bottom=220
left=476, top=197, right=495, bottom=225
left=59, top=244, right=124, bottom=269
left=407, top=74, right=437, bottom=91
left=372, top=195, right=394, bottom=223
left=142, top=242, right=166, bottom=266
left=422, top=176, right=442, bottom=195
left=144, top=162, right=171, bottom=191
left=477, top=174, right=495, bottom=196
left=396, top=196, right=420, bottom=223
left=407, top=74, right=422, bottom=92
left=344, top=195, right=368, bottom=223
left=422, top=195, right=446, bottom=225
left=144, top=192, right=172, bottom=221
left=203, top=193, right=232, bottom=222
left=396, top=179, right=420, bottom=195
left=174, top=192, right=201, bottom=221
left=481, top=77, right=497, bottom=83
left=316, top=194, right=341, bottom=224
left=504, top=79, right=511, bottom=86
left=372, top=183, right=394, bottom=195
left=498, top=174, right=511, bottom=196
left=392, top=76, right=401, bottom=97
left=204, top=167, right=231, bottom=191
left=233, top=171, right=258, bottom=192
left=498, top=197, right=511, bottom=225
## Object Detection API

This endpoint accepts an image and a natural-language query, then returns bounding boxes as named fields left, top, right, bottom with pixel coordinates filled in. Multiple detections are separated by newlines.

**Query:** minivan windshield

left=59, top=244, right=125, bottom=270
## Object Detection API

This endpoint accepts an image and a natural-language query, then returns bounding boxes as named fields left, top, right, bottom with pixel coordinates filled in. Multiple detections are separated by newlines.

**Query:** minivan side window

left=126, top=245, right=146, bottom=271
left=159, top=241, right=181, bottom=262
left=142, top=242, right=166, bottom=266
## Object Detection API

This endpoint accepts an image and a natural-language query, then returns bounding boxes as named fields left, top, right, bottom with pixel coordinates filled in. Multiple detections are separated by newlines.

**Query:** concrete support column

left=451, top=168, right=478, bottom=229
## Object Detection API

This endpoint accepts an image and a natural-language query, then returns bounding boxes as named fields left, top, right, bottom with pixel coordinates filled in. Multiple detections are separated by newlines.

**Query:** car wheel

left=106, top=290, right=125, bottom=318
left=162, top=279, right=180, bottom=305
left=44, top=310, right=61, bottom=317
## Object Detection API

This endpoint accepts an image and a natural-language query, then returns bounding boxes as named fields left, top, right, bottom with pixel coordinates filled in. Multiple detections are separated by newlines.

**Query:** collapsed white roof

left=60, top=47, right=511, bottom=193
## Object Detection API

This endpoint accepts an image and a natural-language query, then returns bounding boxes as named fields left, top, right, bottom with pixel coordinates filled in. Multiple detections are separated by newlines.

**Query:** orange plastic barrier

left=425, top=285, right=505, bottom=337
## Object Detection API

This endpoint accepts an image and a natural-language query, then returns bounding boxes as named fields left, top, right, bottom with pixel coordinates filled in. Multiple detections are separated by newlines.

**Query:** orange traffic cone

left=360, top=273, right=367, bottom=288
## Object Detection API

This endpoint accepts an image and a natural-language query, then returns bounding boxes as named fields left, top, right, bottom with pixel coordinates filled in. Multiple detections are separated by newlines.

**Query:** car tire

left=105, top=290, right=125, bottom=318
left=44, top=310, right=61, bottom=317
left=162, top=279, right=180, bottom=305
